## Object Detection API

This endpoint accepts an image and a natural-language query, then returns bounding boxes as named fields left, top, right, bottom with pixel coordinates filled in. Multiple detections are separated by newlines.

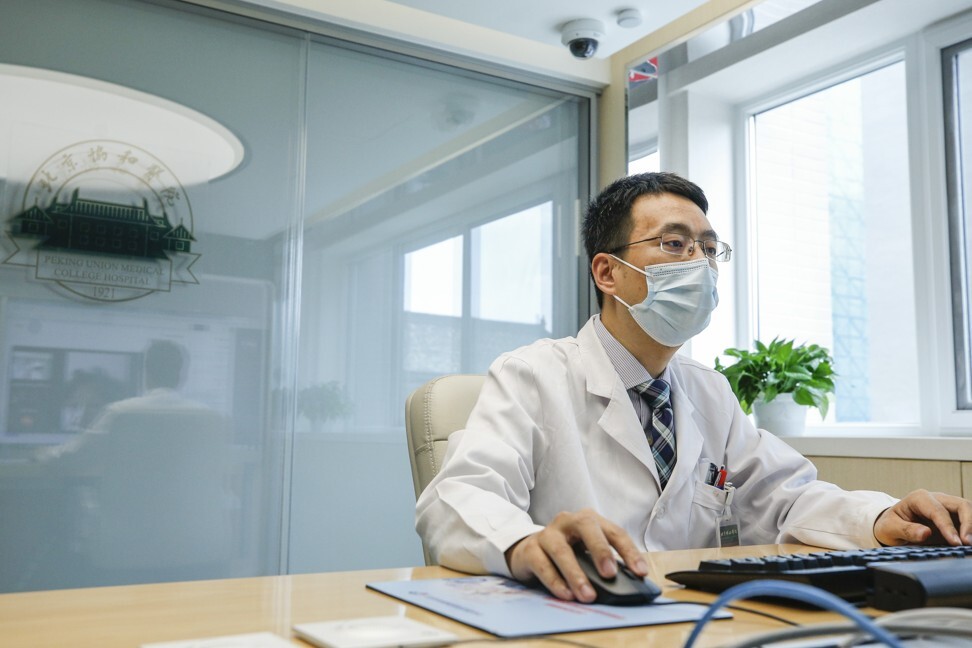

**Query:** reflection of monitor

left=6, top=347, right=140, bottom=436
left=11, top=350, right=53, bottom=381
left=1, top=280, right=269, bottom=445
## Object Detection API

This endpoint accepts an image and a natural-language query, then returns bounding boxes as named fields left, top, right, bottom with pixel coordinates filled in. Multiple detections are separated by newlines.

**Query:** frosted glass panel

left=289, top=41, right=584, bottom=573
left=0, top=0, right=301, bottom=591
left=0, top=0, right=588, bottom=590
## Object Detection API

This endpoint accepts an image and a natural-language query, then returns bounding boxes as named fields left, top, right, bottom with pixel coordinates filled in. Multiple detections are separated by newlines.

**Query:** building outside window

left=748, top=61, right=918, bottom=424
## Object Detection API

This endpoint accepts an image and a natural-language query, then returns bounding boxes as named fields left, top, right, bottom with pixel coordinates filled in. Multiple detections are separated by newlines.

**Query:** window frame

left=914, top=11, right=972, bottom=433
left=942, top=35, right=972, bottom=412
left=397, top=191, right=563, bottom=364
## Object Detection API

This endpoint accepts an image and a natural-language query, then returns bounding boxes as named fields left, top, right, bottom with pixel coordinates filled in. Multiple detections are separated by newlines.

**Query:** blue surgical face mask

left=610, top=256, right=719, bottom=347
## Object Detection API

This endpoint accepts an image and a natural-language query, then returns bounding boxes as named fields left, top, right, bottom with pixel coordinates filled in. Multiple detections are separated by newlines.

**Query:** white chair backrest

left=405, top=374, right=485, bottom=565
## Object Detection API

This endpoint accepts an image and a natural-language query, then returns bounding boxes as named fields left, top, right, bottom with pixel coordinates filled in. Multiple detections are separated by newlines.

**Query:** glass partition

left=0, top=0, right=588, bottom=590
left=288, top=41, right=583, bottom=573
left=0, top=0, right=303, bottom=591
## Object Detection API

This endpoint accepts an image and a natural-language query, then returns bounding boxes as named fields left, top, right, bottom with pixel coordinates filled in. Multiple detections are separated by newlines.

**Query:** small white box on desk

left=293, top=616, right=459, bottom=648
left=142, top=632, right=293, bottom=647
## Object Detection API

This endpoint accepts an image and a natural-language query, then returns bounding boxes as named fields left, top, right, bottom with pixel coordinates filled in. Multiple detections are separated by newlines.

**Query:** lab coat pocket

left=689, top=480, right=725, bottom=546
left=692, top=481, right=726, bottom=510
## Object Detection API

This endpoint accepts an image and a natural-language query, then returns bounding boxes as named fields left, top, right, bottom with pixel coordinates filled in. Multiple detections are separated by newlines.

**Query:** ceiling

left=381, top=0, right=710, bottom=57
left=255, top=0, right=712, bottom=75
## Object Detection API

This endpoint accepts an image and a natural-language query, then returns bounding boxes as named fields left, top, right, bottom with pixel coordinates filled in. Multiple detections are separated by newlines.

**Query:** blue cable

left=681, top=580, right=905, bottom=648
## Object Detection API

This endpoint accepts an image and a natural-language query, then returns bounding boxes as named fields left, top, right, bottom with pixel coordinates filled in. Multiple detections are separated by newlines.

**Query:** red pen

left=716, top=466, right=727, bottom=489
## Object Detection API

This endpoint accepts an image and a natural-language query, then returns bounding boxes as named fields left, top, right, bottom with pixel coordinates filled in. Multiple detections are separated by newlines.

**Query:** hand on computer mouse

left=504, top=509, right=650, bottom=603
left=571, top=545, right=661, bottom=606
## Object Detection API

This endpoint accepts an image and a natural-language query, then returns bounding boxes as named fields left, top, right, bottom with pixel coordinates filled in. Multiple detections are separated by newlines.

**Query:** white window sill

left=783, top=434, right=972, bottom=461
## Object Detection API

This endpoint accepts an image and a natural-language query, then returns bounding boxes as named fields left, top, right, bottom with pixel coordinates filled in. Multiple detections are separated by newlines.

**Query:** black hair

left=144, top=340, right=185, bottom=389
left=582, top=172, right=708, bottom=307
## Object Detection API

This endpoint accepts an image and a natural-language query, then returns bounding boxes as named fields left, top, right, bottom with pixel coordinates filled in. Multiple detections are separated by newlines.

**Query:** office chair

left=80, top=407, right=234, bottom=585
left=405, top=374, right=485, bottom=565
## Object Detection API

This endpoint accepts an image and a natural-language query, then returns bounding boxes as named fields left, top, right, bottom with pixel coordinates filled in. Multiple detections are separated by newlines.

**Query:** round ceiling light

left=0, top=64, right=244, bottom=185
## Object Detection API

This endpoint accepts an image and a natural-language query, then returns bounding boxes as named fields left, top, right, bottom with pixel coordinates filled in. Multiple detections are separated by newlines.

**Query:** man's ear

left=591, top=252, right=618, bottom=299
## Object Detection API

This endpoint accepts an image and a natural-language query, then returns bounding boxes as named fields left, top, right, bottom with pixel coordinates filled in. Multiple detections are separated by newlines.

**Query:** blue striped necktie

left=634, top=378, right=677, bottom=489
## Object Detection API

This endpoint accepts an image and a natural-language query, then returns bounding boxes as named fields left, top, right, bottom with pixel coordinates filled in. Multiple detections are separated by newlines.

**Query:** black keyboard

left=666, top=545, right=972, bottom=609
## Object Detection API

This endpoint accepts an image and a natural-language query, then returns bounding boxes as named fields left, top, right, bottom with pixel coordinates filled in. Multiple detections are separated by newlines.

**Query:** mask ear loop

left=609, top=253, right=648, bottom=277
left=608, top=254, right=649, bottom=310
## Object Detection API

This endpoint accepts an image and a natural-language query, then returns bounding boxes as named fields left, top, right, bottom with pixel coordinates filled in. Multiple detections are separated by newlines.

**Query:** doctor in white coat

left=415, top=172, right=972, bottom=604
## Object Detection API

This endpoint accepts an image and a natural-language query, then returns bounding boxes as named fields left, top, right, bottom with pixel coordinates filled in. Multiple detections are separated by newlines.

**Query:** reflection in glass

left=0, top=63, right=244, bottom=185
left=471, top=203, right=552, bottom=326
left=0, top=295, right=270, bottom=591
left=405, top=236, right=463, bottom=317
left=0, top=0, right=300, bottom=594
left=291, top=40, right=584, bottom=574
left=0, top=0, right=588, bottom=590
left=404, top=236, right=464, bottom=377
left=37, top=340, right=231, bottom=585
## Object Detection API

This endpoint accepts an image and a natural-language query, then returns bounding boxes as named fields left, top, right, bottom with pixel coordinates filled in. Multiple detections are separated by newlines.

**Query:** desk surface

left=0, top=544, right=856, bottom=647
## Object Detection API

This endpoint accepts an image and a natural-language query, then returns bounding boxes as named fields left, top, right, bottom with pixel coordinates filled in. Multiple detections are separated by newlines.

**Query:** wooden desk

left=0, top=544, right=853, bottom=647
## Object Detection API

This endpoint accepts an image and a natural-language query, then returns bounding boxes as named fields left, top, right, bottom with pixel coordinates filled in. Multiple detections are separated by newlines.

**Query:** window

left=628, top=84, right=659, bottom=176
left=402, top=202, right=555, bottom=390
left=471, top=204, right=553, bottom=327
left=403, top=236, right=463, bottom=378
left=629, top=149, right=660, bottom=175
left=749, top=61, right=918, bottom=424
left=944, top=37, right=972, bottom=410
left=627, top=0, right=972, bottom=435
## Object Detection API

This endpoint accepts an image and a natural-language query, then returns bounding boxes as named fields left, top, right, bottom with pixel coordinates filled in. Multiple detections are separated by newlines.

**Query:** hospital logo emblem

left=2, top=140, right=200, bottom=302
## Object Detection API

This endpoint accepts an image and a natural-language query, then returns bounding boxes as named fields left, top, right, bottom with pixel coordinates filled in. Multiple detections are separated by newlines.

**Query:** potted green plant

left=297, top=381, right=353, bottom=430
left=714, top=337, right=836, bottom=436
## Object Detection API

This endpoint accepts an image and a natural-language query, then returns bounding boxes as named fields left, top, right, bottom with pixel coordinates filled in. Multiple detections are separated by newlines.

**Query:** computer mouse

left=572, top=545, right=662, bottom=606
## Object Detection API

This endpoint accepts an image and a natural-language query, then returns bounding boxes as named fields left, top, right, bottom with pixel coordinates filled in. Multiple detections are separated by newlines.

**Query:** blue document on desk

left=367, top=576, right=729, bottom=638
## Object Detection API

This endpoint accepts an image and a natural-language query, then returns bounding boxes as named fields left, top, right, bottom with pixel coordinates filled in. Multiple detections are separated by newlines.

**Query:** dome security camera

left=561, top=19, right=605, bottom=60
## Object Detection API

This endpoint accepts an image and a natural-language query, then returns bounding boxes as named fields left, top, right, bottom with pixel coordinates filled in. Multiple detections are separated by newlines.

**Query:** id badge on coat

left=716, top=484, right=739, bottom=548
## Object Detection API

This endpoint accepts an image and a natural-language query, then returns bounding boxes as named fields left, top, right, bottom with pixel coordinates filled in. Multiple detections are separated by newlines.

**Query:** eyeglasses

left=609, top=233, right=732, bottom=262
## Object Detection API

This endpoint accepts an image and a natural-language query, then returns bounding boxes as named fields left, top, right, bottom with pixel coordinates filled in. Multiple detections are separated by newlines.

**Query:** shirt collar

left=592, top=314, right=669, bottom=389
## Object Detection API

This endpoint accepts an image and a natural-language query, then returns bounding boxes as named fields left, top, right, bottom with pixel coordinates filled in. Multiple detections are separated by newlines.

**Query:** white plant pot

left=753, top=393, right=807, bottom=436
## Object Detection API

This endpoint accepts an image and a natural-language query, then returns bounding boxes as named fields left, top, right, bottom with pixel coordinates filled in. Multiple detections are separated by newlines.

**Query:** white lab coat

left=415, top=317, right=896, bottom=577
